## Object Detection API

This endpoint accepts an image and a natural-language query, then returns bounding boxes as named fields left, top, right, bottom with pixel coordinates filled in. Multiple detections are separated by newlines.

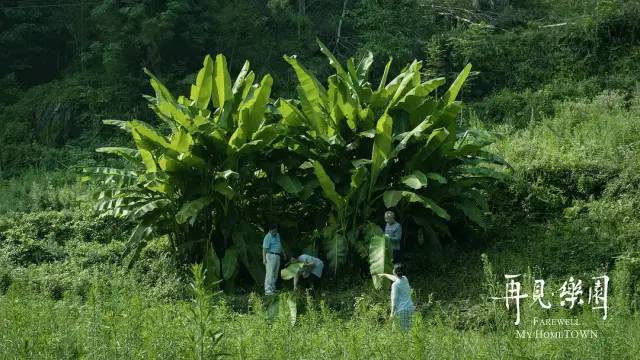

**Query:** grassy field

left=1, top=260, right=638, bottom=359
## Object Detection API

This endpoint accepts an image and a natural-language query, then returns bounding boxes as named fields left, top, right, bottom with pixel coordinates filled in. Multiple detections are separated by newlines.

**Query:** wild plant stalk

left=182, top=263, right=226, bottom=360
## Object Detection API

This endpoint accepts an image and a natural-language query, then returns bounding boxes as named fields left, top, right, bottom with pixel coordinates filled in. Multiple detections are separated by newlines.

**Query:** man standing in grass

left=384, top=210, right=402, bottom=263
left=263, top=224, right=286, bottom=295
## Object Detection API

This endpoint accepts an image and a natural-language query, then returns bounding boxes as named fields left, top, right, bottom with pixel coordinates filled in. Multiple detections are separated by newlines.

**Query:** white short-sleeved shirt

left=298, top=254, right=324, bottom=278
left=391, top=276, right=414, bottom=313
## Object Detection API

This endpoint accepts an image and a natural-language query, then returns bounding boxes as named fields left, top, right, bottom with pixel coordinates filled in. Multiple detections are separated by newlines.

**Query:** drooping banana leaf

left=176, top=197, right=214, bottom=225
left=366, top=223, right=391, bottom=290
left=95, top=147, right=140, bottom=163
left=123, top=223, right=154, bottom=269
left=312, top=161, right=346, bottom=211
left=276, top=175, right=304, bottom=195
left=383, top=190, right=450, bottom=220
left=221, top=247, right=239, bottom=280
left=205, top=242, right=221, bottom=285
left=401, top=170, right=429, bottom=190
left=280, top=262, right=305, bottom=280
left=324, top=231, right=347, bottom=276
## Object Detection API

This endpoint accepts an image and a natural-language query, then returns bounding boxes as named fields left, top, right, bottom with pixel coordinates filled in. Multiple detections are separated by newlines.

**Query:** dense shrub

left=0, top=208, right=126, bottom=265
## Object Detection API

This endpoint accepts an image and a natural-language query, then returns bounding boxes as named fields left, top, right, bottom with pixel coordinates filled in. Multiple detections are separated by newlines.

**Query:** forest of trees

left=2, top=0, right=639, bottom=179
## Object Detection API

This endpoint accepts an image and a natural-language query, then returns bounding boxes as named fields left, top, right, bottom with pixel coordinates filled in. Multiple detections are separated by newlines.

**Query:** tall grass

left=1, top=267, right=638, bottom=359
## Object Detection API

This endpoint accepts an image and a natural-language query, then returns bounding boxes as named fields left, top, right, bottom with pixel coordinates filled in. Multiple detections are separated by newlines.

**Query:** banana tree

left=279, top=40, right=507, bottom=286
left=88, top=54, right=281, bottom=286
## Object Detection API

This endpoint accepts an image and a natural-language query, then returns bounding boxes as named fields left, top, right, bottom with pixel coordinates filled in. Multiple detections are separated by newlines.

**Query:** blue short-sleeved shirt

left=385, top=221, right=402, bottom=250
left=298, top=254, right=324, bottom=278
left=262, top=232, right=282, bottom=254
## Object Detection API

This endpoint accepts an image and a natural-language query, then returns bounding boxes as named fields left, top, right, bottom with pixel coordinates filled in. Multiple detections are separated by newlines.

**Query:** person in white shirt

left=377, top=263, right=415, bottom=332
left=291, top=254, right=324, bottom=291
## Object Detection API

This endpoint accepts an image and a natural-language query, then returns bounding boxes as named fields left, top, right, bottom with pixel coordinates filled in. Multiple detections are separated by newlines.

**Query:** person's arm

left=262, top=235, right=269, bottom=265
left=376, top=273, right=399, bottom=282
left=293, top=271, right=300, bottom=290
left=279, top=234, right=287, bottom=260
left=302, top=258, right=315, bottom=272
left=390, top=282, right=398, bottom=318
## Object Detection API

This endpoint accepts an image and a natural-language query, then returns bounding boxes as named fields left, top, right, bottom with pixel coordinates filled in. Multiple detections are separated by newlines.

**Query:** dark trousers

left=300, top=274, right=321, bottom=293
left=393, top=249, right=402, bottom=264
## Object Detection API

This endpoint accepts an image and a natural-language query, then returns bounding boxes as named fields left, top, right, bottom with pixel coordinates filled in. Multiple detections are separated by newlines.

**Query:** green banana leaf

left=176, top=197, right=214, bottom=225
left=280, top=262, right=305, bottom=280
left=211, top=54, right=233, bottom=109
left=189, top=54, right=213, bottom=110
left=370, top=112, right=393, bottom=193
left=312, top=161, right=346, bottom=211
left=367, top=223, right=391, bottom=290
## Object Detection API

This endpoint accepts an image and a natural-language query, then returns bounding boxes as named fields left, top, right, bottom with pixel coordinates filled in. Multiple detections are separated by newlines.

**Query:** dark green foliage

left=2, top=0, right=640, bottom=181
left=0, top=208, right=126, bottom=265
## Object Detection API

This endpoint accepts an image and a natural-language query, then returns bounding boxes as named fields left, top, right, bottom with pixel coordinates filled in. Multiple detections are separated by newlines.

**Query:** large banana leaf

left=229, top=75, right=273, bottom=148
left=388, top=61, right=421, bottom=108
left=401, top=170, right=428, bottom=190
left=406, top=127, right=449, bottom=170
left=102, top=119, right=132, bottom=133
left=324, top=231, right=347, bottom=276
left=123, top=224, right=154, bottom=269
left=312, top=161, right=346, bottom=211
left=283, top=55, right=328, bottom=136
left=211, top=54, right=233, bottom=110
left=128, top=198, right=171, bottom=221
left=176, top=197, right=214, bottom=225
left=367, top=223, right=391, bottom=290
left=454, top=200, right=487, bottom=229
left=189, top=55, right=214, bottom=110
left=96, top=147, right=140, bottom=163
left=443, top=63, right=472, bottom=105
left=276, top=175, right=303, bottom=195
left=232, top=225, right=265, bottom=285
left=280, top=262, right=305, bottom=280
left=383, top=190, right=450, bottom=220
left=369, top=112, right=393, bottom=193
left=278, top=99, right=307, bottom=128
left=205, top=242, right=221, bottom=284
left=346, top=166, right=368, bottom=201
left=316, top=38, right=346, bottom=76
left=221, top=248, right=239, bottom=280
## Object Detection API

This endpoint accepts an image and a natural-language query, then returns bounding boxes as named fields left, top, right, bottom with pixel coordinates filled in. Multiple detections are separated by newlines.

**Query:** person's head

left=393, top=263, right=405, bottom=278
left=269, top=223, right=278, bottom=235
left=384, top=210, right=396, bottom=224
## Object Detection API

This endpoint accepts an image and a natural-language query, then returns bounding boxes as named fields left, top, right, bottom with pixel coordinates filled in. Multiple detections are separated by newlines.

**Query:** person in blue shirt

left=384, top=210, right=402, bottom=263
left=262, top=224, right=287, bottom=295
